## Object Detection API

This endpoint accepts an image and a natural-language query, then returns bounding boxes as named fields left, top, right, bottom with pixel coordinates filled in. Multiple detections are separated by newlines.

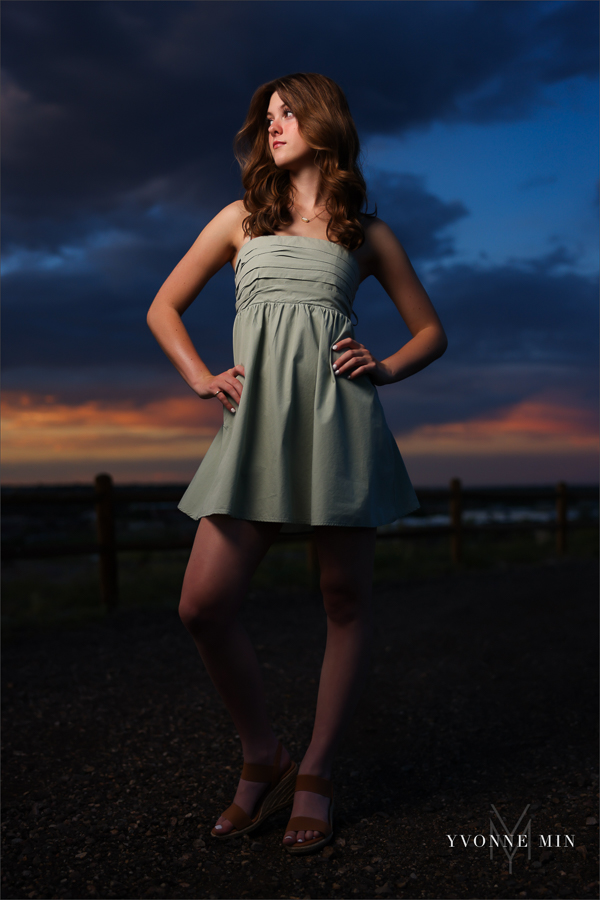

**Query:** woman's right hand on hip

left=195, top=365, right=245, bottom=414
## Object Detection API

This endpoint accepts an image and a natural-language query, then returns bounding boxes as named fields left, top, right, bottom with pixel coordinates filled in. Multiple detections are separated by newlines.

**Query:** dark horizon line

left=2, top=480, right=598, bottom=492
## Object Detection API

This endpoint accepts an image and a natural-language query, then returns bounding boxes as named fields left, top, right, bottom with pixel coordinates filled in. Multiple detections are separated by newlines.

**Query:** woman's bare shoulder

left=356, top=215, right=398, bottom=268
left=212, top=199, right=248, bottom=230
left=223, top=199, right=248, bottom=215
left=362, top=216, right=411, bottom=257
left=360, top=214, right=402, bottom=246
left=198, top=200, right=249, bottom=254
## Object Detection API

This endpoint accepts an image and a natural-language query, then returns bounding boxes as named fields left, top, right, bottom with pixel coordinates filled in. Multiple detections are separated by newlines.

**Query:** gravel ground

left=2, top=558, right=598, bottom=900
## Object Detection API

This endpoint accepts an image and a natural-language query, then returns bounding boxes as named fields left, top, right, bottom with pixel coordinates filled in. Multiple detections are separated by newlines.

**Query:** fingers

left=214, top=390, right=236, bottom=413
left=345, top=364, right=373, bottom=380
left=221, top=366, right=244, bottom=401
left=332, top=337, right=359, bottom=351
left=212, top=385, right=237, bottom=413
left=334, top=355, right=372, bottom=378
left=210, top=365, right=245, bottom=413
left=333, top=341, right=377, bottom=379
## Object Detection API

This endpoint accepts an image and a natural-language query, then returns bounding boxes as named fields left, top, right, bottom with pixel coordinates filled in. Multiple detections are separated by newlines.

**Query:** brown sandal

left=284, top=774, right=334, bottom=854
left=210, top=741, right=297, bottom=840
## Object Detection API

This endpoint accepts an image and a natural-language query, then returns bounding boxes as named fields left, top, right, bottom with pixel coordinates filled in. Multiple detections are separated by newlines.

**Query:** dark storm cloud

left=351, top=252, right=599, bottom=430
left=3, top=239, right=598, bottom=390
left=0, top=170, right=472, bottom=378
left=428, top=251, right=599, bottom=366
left=1, top=257, right=236, bottom=375
left=2, top=0, right=597, bottom=441
left=5, top=251, right=597, bottom=442
left=2, top=0, right=597, bottom=230
left=367, top=173, right=469, bottom=262
left=355, top=247, right=598, bottom=375
left=352, top=247, right=599, bottom=426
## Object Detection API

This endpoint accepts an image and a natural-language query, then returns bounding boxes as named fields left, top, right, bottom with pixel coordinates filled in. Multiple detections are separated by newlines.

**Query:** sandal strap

left=220, top=802, right=254, bottom=830
left=286, top=815, right=332, bottom=836
left=294, top=774, right=333, bottom=798
left=241, top=741, right=282, bottom=785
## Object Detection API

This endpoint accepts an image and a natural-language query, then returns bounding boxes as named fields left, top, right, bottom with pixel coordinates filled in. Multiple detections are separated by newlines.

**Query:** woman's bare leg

left=179, top=514, right=289, bottom=835
left=283, top=526, right=376, bottom=847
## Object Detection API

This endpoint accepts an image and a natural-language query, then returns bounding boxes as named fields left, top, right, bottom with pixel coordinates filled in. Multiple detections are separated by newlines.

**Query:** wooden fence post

left=94, top=473, right=118, bottom=610
left=450, top=477, right=463, bottom=564
left=556, top=481, right=567, bottom=556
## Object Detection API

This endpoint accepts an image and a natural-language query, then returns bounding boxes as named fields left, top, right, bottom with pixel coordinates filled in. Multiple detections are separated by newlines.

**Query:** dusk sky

left=2, top=0, right=598, bottom=486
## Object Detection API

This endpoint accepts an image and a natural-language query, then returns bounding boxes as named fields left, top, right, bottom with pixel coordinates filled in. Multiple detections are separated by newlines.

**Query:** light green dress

left=178, top=234, right=419, bottom=527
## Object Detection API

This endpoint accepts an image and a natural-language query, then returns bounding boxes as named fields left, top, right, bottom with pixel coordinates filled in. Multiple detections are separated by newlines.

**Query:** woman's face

left=266, top=91, right=315, bottom=170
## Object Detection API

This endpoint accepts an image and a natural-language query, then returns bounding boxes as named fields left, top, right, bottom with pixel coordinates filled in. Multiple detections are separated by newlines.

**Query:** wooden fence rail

left=2, top=475, right=597, bottom=610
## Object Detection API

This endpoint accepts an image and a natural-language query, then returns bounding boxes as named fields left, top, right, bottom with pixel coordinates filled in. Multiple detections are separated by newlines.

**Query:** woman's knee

left=320, top=575, right=371, bottom=626
left=178, top=585, right=232, bottom=635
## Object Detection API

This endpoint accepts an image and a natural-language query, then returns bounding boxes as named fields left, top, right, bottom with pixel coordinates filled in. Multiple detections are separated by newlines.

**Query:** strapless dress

left=178, top=234, right=419, bottom=527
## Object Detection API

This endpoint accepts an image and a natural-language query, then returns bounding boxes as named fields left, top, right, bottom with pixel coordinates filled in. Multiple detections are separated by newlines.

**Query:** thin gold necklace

left=292, top=203, right=326, bottom=223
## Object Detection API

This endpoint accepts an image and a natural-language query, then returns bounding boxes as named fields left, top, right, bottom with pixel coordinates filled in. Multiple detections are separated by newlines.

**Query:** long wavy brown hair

left=233, top=73, right=375, bottom=251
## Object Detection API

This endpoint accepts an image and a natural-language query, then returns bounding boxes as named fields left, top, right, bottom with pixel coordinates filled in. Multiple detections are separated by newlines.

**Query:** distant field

left=2, top=482, right=597, bottom=634
left=2, top=524, right=597, bottom=635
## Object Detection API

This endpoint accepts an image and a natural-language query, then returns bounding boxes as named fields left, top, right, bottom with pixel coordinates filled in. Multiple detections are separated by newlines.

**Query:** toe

left=213, top=816, right=233, bottom=835
left=283, top=826, right=323, bottom=846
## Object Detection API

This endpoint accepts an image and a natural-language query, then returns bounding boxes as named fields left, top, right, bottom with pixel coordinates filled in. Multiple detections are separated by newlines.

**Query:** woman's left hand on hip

left=331, top=338, right=392, bottom=385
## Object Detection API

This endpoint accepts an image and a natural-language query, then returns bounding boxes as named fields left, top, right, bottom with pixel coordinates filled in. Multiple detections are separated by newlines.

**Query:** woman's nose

left=269, top=119, right=282, bottom=135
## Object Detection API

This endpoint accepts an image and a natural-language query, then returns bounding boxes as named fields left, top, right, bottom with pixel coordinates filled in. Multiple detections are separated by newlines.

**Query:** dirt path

left=2, top=559, right=598, bottom=900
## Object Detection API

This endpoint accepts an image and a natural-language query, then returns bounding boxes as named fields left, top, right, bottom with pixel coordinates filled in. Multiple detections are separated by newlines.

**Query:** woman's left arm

left=333, top=219, right=448, bottom=384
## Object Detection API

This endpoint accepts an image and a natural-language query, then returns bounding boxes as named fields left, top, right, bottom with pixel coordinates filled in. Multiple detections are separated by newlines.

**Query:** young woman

left=147, top=72, right=447, bottom=854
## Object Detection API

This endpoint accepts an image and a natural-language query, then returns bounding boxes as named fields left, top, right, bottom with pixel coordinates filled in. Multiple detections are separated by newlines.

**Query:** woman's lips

left=273, top=141, right=285, bottom=148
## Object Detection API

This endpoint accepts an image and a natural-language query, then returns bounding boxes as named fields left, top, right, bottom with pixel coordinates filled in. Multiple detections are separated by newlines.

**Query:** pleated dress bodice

left=235, top=234, right=359, bottom=320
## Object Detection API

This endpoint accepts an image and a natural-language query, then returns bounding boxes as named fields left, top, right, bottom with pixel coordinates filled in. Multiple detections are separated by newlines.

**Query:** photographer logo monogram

left=446, top=804, right=576, bottom=874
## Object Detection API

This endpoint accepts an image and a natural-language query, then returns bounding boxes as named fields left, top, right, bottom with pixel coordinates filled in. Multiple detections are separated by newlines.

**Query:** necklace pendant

left=301, top=216, right=310, bottom=223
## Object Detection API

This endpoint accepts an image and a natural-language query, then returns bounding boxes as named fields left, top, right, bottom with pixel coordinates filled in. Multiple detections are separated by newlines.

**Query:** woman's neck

left=289, top=166, right=327, bottom=213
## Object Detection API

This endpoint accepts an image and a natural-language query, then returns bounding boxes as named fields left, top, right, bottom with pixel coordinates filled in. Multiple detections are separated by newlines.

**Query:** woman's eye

left=267, top=110, right=293, bottom=128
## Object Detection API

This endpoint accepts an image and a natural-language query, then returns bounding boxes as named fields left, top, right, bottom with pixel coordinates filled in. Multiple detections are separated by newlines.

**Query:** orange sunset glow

left=400, top=398, right=599, bottom=455
left=1, top=392, right=223, bottom=482
left=2, top=390, right=597, bottom=486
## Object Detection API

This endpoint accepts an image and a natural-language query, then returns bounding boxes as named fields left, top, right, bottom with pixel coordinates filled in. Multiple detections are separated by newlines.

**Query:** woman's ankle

left=240, top=733, right=281, bottom=765
left=298, top=752, right=333, bottom=780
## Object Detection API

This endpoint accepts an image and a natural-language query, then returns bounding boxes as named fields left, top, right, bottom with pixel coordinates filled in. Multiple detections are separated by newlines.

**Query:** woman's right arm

left=146, top=201, right=246, bottom=414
